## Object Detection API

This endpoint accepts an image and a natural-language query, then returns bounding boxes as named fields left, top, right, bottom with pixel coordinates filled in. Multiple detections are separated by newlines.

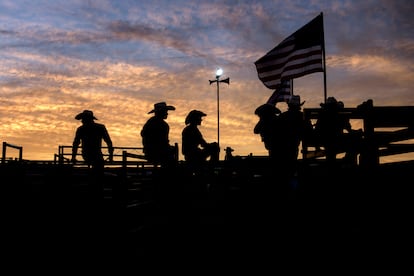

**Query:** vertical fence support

left=2, top=142, right=23, bottom=163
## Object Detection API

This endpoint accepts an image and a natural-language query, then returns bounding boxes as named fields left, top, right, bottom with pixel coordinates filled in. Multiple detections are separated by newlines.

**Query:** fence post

left=360, top=103, right=379, bottom=168
left=58, top=145, right=62, bottom=165
left=117, top=150, right=128, bottom=209
left=2, top=142, right=23, bottom=163
left=19, top=146, right=23, bottom=161
left=2, top=142, right=5, bottom=164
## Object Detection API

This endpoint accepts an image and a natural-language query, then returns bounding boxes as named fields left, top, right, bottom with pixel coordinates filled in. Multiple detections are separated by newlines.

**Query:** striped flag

left=255, top=13, right=324, bottom=89
left=266, top=79, right=292, bottom=105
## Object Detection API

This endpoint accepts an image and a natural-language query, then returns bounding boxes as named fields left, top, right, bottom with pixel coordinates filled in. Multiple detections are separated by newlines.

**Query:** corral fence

left=301, top=102, right=414, bottom=166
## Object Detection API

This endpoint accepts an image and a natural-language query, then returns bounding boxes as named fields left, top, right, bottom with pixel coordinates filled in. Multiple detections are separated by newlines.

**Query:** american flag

left=255, top=13, right=324, bottom=90
left=266, top=79, right=292, bottom=105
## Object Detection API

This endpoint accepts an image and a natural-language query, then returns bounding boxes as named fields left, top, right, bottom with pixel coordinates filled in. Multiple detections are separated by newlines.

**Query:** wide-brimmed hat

left=254, top=104, right=281, bottom=116
left=148, top=102, right=176, bottom=114
left=185, top=110, right=206, bottom=125
left=75, top=110, right=97, bottom=120
left=288, top=95, right=305, bottom=107
left=320, top=96, right=340, bottom=108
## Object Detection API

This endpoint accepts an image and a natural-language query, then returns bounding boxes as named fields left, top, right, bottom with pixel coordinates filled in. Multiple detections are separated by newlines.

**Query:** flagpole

left=321, top=12, right=327, bottom=103
left=216, top=76, right=220, bottom=147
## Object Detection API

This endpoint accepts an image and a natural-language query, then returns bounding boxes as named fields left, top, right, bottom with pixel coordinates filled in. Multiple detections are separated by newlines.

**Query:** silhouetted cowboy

left=182, top=109, right=219, bottom=169
left=141, top=102, right=177, bottom=167
left=254, top=103, right=281, bottom=158
left=276, top=95, right=307, bottom=179
left=314, top=97, right=362, bottom=165
left=71, top=109, right=113, bottom=213
left=72, top=110, right=113, bottom=170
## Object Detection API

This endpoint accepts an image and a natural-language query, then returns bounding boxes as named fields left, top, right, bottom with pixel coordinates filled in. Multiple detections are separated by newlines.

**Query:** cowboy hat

left=288, top=95, right=305, bottom=107
left=320, top=96, right=339, bottom=107
left=254, top=104, right=281, bottom=116
left=148, top=102, right=176, bottom=114
left=185, top=109, right=206, bottom=124
left=75, top=110, right=97, bottom=120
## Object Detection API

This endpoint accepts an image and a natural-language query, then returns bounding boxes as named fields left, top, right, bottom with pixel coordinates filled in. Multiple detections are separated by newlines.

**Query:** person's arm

left=103, top=126, right=113, bottom=162
left=196, top=128, right=209, bottom=148
left=343, top=118, right=354, bottom=133
left=71, top=129, right=81, bottom=162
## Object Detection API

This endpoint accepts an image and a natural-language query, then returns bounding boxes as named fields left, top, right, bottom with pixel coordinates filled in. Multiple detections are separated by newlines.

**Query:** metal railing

left=2, top=142, right=23, bottom=163
left=55, top=145, right=148, bottom=166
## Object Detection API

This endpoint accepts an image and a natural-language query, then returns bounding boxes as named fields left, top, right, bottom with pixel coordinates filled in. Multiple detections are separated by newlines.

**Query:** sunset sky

left=1, top=0, right=413, bottom=162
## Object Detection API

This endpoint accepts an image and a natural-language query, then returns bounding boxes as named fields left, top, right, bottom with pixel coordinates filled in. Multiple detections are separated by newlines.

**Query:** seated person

left=182, top=110, right=219, bottom=170
left=141, top=102, right=177, bottom=167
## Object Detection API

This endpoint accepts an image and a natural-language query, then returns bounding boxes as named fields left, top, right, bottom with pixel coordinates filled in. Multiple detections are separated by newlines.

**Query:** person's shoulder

left=278, top=110, right=291, bottom=119
left=183, top=124, right=197, bottom=132
left=182, top=124, right=190, bottom=132
left=93, top=122, right=107, bottom=128
left=148, top=116, right=163, bottom=124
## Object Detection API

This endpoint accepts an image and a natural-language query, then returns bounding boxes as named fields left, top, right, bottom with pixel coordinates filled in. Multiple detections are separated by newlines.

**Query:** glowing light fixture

left=209, top=67, right=230, bottom=159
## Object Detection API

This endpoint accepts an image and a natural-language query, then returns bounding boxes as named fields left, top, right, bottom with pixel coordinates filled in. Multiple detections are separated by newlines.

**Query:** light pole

left=209, top=68, right=229, bottom=153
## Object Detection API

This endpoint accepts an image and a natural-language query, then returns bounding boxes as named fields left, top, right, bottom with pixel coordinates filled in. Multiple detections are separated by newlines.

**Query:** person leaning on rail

left=71, top=109, right=114, bottom=206
left=71, top=110, right=113, bottom=171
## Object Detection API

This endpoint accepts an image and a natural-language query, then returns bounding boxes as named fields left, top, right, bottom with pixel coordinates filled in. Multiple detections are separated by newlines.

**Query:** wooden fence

left=301, top=101, right=414, bottom=166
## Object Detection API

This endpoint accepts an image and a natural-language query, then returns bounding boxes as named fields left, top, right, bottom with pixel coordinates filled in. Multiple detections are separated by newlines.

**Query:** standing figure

left=71, top=110, right=113, bottom=205
left=224, top=147, right=234, bottom=161
left=182, top=110, right=219, bottom=170
left=141, top=102, right=177, bottom=167
left=71, top=110, right=113, bottom=170
left=253, top=103, right=281, bottom=158
left=276, top=95, right=307, bottom=180
left=314, top=97, right=362, bottom=166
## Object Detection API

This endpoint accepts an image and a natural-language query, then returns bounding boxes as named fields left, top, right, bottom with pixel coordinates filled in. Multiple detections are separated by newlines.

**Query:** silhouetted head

left=148, top=102, right=176, bottom=115
left=357, top=99, right=374, bottom=112
left=254, top=104, right=281, bottom=117
left=185, top=110, right=206, bottom=125
left=320, top=96, right=340, bottom=109
left=288, top=95, right=305, bottom=109
left=75, top=110, right=97, bottom=121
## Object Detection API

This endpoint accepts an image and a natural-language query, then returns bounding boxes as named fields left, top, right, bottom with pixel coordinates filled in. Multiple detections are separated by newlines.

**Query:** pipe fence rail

left=2, top=141, right=23, bottom=163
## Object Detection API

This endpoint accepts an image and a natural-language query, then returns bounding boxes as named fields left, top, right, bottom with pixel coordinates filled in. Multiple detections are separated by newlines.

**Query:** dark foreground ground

left=2, top=159, right=413, bottom=271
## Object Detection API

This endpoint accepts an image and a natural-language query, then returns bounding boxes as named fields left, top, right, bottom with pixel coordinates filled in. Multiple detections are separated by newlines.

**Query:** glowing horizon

left=1, top=1, right=414, bottom=163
